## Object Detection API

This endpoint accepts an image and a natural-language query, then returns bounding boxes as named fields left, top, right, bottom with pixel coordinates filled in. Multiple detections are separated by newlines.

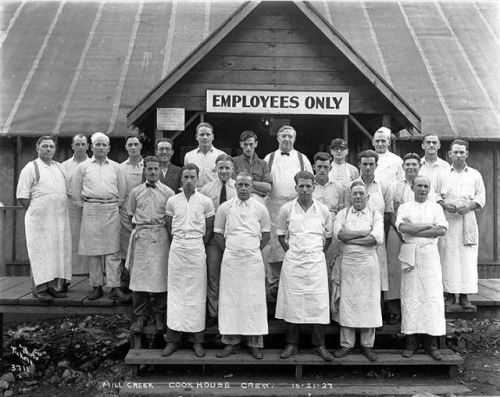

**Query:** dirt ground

left=0, top=315, right=499, bottom=396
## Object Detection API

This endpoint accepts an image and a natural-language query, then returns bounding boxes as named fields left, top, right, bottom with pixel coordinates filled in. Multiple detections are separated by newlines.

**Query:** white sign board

left=206, top=90, right=349, bottom=115
left=157, top=108, right=185, bottom=130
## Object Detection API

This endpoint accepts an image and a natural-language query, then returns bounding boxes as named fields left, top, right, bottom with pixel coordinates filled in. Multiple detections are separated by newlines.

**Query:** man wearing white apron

left=328, top=138, right=359, bottom=189
left=17, top=136, right=71, bottom=301
left=263, top=126, right=313, bottom=299
left=126, top=156, right=174, bottom=336
left=355, top=150, right=393, bottom=294
left=232, top=130, right=272, bottom=205
left=163, top=164, right=215, bottom=358
left=333, top=181, right=383, bottom=361
left=200, top=154, right=237, bottom=327
left=214, top=172, right=271, bottom=359
left=275, top=171, right=333, bottom=362
left=72, top=132, right=128, bottom=301
left=435, top=139, right=485, bottom=309
left=397, top=176, right=448, bottom=361
left=59, top=133, right=89, bottom=292
left=372, top=127, right=403, bottom=182
left=386, top=153, right=436, bottom=324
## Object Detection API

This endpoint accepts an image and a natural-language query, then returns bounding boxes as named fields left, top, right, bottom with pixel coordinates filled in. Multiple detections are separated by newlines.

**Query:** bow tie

left=281, top=151, right=290, bottom=156
left=146, top=182, right=156, bottom=188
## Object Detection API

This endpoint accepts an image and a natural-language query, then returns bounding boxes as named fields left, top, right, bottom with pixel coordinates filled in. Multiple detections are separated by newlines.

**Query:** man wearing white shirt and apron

left=333, top=181, right=384, bottom=361
left=162, top=163, right=215, bottom=358
left=263, top=126, right=312, bottom=299
left=275, top=171, right=333, bottom=362
left=397, top=176, right=448, bottom=361
left=372, top=127, right=403, bottom=182
left=17, top=136, right=71, bottom=301
left=214, top=172, right=271, bottom=359
left=419, top=134, right=450, bottom=189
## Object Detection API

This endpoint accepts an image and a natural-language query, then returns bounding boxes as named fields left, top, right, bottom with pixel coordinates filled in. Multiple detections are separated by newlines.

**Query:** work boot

left=32, top=290, right=54, bottom=302
left=109, top=287, right=131, bottom=302
left=402, top=349, right=414, bottom=358
left=154, top=314, right=166, bottom=333
left=56, top=279, right=69, bottom=293
left=193, top=343, right=205, bottom=358
left=87, top=286, right=103, bottom=300
left=362, top=347, right=378, bottom=361
left=47, top=287, right=67, bottom=299
left=312, top=345, right=334, bottom=362
left=459, top=294, right=475, bottom=310
left=130, top=318, right=146, bottom=334
left=280, top=344, right=297, bottom=359
left=333, top=347, right=352, bottom=358
left=250, top=347, right=264, bottom=360
left=444, top=293, right=456, bottom=307
left=427, top=349, right=443, bottom=361
left=216, top=344, right=240, bottom=358
left=161, top=342, right=178, bottom=357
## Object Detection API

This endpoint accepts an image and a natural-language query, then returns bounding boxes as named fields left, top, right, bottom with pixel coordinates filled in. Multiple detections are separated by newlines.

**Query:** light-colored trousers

left=340, top=326, right=376, bottom=348
left=88, top=253, right=122, bottom=287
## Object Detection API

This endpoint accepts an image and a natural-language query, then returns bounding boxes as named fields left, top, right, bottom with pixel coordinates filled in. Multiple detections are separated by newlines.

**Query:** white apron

left=219, top=248, right=268, bottom=335
left=275, top=205, right=330, bottom=324
left=79, top=201, right=121, bottom=256
left=125, top=225, right=169, bottom=293
left=401, top=242, right=446, bottom=335
left=26, top=192, right=72, bottom=286
left=367, top=189, right=388, bottom=291
left=167, top=237, right=206, bottom=332
left=338, top=211, right=382, bottom=328
left=263, top=196, right=288, bottom=264
left=67, top=201, right=89, bottom=274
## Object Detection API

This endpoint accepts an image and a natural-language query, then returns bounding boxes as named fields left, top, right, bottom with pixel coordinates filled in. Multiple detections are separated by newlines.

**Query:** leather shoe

left=313, top=345, right=334, bottom=362
left=427, top=349, right=443, bottom=361
left=130, top=318, right=146, bottom=334
left=32, top=291, right=53, bottom=302
left=402, top=349, right=414, bottom=358
left=444, top=293, right=456, bottom=307
left=280, top=344, right=297, bottom=359
left=458, top=294, right=475, bottom=310
left=333, top=347, right=352, bottom=358
left=250, top=347, right=263, bottom=360
left=362, top=347, right=378, bottom=361
left=56, top=280, right=69, bottom=293
left=87, top=286, right=103, bottom=300
left=47, top=287, right=66, bottom=299
left=216, top=344, right=240, bottom=358
left=193, top=343, right=205, bottom=358
left=109, top=287, right=131, bottom=302
left=161, top=342, right=178, bottom=357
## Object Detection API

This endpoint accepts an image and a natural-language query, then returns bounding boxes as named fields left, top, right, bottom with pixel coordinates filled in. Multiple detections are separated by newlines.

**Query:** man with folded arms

left=214, top=172, right=270, bottom=359
left=397, top=175, right=448, bottom=360
left=162, top=164, right=215, bottom=358
left=334, top=181, right=383, bottom=361
left=276, top=171, right=333, bottom=362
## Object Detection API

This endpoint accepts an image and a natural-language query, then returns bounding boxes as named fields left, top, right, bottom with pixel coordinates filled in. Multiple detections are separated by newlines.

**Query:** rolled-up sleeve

left=276, top=203, right=290, bottom=236
left=370, top=209, right=384, bottom=245
left=72, top=163, right=84, bottom=206
left=214, top=202, right=228, bottom=234
left=259, top=203, right=271, bottom=233
left=16, top=163, right=34, bottom=199
left=203, top=197, right=215, bottom=218
left=333, top=208, right=346, bottom=240
left=472, top=170, right=486, bottom=209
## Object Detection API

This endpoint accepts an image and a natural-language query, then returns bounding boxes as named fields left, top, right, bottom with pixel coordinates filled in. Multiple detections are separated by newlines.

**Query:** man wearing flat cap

left=329, top=138, right=359, bottom=189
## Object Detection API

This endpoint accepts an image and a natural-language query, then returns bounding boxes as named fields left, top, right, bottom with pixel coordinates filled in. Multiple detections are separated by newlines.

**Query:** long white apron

left=26, top=193, right=72, bottom=286
left=275, top=207, right=329, bottom=324
left=368, top=190, right=388, bottom=291
left=79, top=202, right=121, bottom=255
left=67, top=201, right=88, bottom=274
left=167, top=237, right=206, bottom=332
left=438, top=212, right=479, bottom=293
left=263, top=196, right=288, bottom=264
left=386, top=226, right=402, bottom=299
left=126, top=225, right=169, bottom=293
left=401, top=243, right=446, bottom=335
left=219, top=248, right=268, bottom=335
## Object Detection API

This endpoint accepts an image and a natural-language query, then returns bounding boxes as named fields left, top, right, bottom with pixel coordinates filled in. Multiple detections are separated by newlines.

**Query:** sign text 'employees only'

left=207, top=90, right=349, bottom=115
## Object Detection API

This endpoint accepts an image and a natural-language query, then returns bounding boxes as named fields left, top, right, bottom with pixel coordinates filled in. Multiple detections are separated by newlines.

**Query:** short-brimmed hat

left=330, top=138, right=348, bottom=149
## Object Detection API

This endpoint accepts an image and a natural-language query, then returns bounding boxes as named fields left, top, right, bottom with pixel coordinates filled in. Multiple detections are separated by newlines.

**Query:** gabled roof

left=1, top=1, right=499, bottom=139
left=127, top=0, right=421, bottom=133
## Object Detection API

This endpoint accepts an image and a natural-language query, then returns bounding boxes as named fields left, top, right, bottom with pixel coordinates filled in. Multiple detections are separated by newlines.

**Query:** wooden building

left=0, top=1, right=498, bottom=276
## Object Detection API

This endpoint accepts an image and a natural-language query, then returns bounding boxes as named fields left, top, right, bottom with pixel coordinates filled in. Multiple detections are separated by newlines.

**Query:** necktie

left=281, top=152, right=290, bottom=156
left=146, top=182, right=156, bottom=188
left=219, top=182, right=227, bottom=205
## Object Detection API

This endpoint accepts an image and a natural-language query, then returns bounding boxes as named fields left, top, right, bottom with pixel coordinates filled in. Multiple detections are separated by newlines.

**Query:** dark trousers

left=166, top=327, right=204, bottom=344
left=405, top=334, right=438, bottom=352
left=285, top=322, right=325, bottom=347
left=386, top=299, right=401, bottom=315
left=132, top=291, right=167, bottom=318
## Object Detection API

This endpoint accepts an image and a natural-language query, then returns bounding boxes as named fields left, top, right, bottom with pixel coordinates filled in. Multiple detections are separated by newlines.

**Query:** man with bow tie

left=126, top=156, right=175, bottom=335
left=263, top=125, right=313, bottom=300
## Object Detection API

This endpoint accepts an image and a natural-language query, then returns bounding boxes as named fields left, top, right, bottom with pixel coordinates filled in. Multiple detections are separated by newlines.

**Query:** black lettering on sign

left=260, top=96, right=270, bottom=107
left=212, top=95, right=221, bottom=107
left=250, top=96, right=260, bottom=107
left=315, top=96, right=324, bottom=109
left=220, top=95, right=231, bottom=107
left=232, top=95, right=242, bottom=107
left=305, top=96, right=315, bottom=109
left=270, top=96, right=279, bottom=108
left=333, top=97, right=343, bottom=108
left=289, top=96, right=299, bottom=108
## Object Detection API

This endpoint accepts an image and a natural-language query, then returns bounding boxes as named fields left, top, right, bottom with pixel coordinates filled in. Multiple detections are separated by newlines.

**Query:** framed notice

left=206, top=90, right=349, bottom=115
left=157, top=108, right=185, bottom=130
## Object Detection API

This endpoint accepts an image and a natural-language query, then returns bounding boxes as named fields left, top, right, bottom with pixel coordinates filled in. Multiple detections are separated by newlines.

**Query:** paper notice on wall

left=157, top=108, right=185, bottom=130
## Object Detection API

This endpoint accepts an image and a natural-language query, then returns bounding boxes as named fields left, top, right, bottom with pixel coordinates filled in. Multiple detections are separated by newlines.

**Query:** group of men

left=17, top=122, right=485, bottom=362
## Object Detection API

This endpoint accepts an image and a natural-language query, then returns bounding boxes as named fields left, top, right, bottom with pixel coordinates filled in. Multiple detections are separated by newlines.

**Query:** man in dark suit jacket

left=156, top=138, right=182, bottom=193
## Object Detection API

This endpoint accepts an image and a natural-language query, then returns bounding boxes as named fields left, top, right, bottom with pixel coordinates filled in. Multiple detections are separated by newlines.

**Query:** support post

left=343, top=116, right=348, bottom=143
left=348, top=115, right=373, bottom=141
left=0, top=205, right=5, bottom=277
